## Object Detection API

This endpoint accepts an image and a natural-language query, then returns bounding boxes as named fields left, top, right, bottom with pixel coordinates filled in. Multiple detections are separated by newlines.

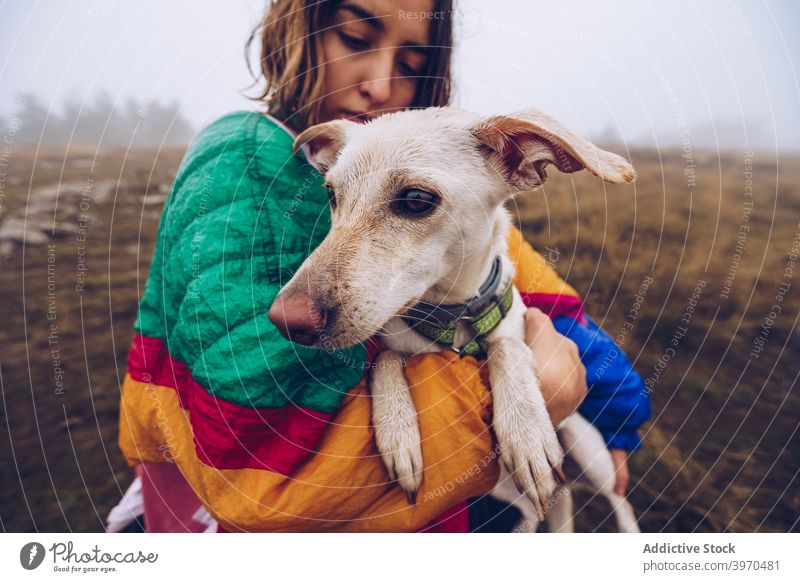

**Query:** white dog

left=269, top=107, right=639, bottom=532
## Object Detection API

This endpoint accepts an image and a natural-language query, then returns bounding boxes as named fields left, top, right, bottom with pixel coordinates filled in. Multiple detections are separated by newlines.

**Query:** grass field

left=1, top=145, right=797, bottom=532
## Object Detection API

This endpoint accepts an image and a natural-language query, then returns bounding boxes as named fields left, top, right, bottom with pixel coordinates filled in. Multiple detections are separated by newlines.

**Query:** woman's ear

left=294, top=119, right=353, bottom=172
left=471, top=108, right=636, bottom=191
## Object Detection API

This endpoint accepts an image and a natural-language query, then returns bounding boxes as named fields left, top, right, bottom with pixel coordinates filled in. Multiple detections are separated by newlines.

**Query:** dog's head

left=268, top=107, right=635, bottom=348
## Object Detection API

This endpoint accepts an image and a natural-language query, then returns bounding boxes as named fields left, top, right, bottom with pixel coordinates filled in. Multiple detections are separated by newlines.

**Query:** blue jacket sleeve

left=552, top=314, right=652, bottom=452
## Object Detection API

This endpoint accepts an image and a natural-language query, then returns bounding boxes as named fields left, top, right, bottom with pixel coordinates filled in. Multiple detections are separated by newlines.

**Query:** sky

left=1, top=0, right=799, bottom=149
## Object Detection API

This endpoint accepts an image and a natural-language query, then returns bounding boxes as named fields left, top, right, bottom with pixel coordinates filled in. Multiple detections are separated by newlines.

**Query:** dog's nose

left=268, top=293, right=327, bottom=346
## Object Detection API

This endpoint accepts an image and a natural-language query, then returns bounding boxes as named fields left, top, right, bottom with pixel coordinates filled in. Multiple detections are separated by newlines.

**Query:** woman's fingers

left=523, top=307, right=588, bottom=425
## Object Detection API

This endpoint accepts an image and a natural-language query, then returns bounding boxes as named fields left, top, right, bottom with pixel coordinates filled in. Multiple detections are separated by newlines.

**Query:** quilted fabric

left=134, top=111, right=366, bottom=412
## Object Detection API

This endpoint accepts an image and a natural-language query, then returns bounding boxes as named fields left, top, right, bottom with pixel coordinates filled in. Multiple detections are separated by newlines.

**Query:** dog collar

left=402, top=257, right=514, bottom=359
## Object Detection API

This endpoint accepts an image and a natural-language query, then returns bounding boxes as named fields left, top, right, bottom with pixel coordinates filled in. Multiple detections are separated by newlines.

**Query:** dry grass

left=512, top=146, right=800, bottom=532
left=0, top=145, right=797, bottom=532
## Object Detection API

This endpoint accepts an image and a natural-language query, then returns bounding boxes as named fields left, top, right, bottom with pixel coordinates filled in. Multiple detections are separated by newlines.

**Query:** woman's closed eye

left=337, top=31, right=423, bottom=77
left=338, top=31, right=370, bottom=51
left=398, top=60, right=420, bottom=77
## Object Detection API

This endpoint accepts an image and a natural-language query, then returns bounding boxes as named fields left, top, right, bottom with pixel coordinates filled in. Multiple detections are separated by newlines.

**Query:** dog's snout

left=268, top=293, right=327, bottom=346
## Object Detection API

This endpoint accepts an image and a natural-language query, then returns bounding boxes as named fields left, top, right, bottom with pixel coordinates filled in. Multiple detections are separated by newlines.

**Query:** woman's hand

left=524, top=308, right=588, bottom=425
left=610, top=449, right=630, bottom=495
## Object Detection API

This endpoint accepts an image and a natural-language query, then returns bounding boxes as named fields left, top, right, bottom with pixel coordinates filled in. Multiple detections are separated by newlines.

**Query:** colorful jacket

left=118, top=111, right=650, bottom=532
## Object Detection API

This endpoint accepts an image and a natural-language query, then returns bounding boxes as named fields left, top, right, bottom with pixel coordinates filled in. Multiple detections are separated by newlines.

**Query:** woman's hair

left=246, top=0, right=454, bottom=130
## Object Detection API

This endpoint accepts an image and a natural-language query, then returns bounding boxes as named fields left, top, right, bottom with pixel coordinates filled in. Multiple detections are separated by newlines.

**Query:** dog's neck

left=420, top=209, right=512, bottom=306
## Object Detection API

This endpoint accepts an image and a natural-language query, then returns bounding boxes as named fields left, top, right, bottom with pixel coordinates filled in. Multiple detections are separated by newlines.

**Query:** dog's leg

left=607, top=493, right=640, bottom=533
left=545, top=486, right=575, bottom=533
left=486, top=337, right=564, bottom=521
left=370, top=350, right=423, bottom=503
left=513, top=513, right=541, bottom=533
left=490, top=466, right=541, bottom=532
left=558, top=414, right=640, bottom=532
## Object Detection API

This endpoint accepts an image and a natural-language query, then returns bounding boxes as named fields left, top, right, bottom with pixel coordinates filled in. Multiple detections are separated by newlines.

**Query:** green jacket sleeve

left=133, top=111, right=367, bottom=413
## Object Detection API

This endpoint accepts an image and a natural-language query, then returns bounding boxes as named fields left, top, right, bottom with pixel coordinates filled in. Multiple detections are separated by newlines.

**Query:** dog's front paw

left=371, top=351, right=424, bottom=504
left=374, top=406, right=423, bottom=504
left=495, top=414, right=564, bottom=521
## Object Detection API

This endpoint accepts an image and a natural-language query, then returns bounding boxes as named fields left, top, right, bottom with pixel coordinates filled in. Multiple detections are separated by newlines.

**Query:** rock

left=91, top=180, right=119, bottom=204
left=31, top=182, right=86, bottom=199
left=30, top=180, right=120, bottom=205
left=36, top=160, right=61, bottom=171
left=0, top=240, right=14, bottom=257
left=70, top=158, right=95, bottom=169
left=26, top=198, right=57, bottom=217
left=0, top=218, right=49, bottom=244
left=143, top=193, right=167, bottom=206
left=51, top=222, right=78, bottom=236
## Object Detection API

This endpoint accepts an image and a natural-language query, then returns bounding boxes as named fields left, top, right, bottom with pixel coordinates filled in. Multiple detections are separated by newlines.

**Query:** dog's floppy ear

left=294, top=120, right=351, bottom=172
left=471, top=108, right=636, bottom=190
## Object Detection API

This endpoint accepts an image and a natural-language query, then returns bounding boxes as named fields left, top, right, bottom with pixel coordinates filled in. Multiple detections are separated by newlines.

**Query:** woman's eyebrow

left=338, top=2, right=387, bottom=32
left=403, top=44, right=430, bottom=58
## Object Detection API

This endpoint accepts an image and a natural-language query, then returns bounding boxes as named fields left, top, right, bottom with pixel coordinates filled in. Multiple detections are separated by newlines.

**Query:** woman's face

left=318, top=0, right=436, bottom=124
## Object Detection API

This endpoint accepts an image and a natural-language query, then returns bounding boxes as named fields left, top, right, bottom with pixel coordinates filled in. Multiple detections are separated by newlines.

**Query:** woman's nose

left=359, top=52, right=394, bottom=106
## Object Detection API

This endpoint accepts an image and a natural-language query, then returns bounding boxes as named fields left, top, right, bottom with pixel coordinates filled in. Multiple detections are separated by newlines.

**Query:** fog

left=1, top=0, right=798, bottom=149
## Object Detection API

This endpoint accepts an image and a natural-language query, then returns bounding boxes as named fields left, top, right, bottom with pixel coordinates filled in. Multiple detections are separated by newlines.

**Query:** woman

left=113, top=0, right=649, bottom=532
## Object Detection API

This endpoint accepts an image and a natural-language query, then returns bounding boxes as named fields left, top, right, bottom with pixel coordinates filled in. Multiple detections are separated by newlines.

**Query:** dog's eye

left=391, top=189, right=439, bottom=217
left=326, top=185, right=337, bottom=209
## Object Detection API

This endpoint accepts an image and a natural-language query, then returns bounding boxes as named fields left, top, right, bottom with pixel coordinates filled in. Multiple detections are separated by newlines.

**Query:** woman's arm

left=119, top=349, right=501, bottom=531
